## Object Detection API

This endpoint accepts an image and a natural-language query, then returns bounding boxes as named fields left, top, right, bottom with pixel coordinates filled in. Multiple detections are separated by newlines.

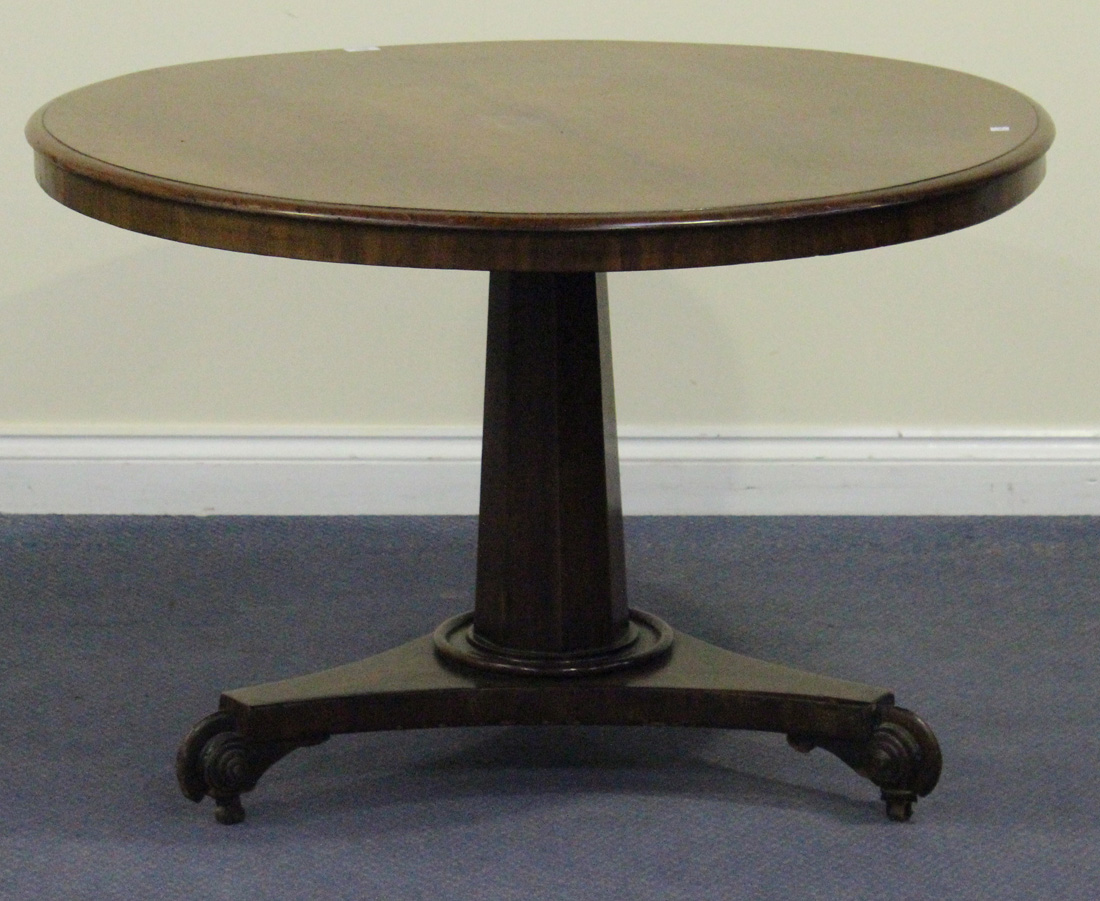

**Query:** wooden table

left=27, top=41, right=1053, bottom=825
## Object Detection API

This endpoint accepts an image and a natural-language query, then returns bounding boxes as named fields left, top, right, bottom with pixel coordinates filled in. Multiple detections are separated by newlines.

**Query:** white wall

left=1, top=2, right=1096, bottom=513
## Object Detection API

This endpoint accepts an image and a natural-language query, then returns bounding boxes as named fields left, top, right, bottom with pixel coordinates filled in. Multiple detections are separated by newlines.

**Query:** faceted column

left=473, top=271, right=629, bottom=659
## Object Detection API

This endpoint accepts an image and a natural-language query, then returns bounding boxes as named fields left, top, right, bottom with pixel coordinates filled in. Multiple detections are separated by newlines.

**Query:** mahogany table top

left=27, top=42, right=1053, bottom=271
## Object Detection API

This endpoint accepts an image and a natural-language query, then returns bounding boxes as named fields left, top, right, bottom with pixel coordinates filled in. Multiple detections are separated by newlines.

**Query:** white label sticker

left=990, top=126, right=1011, bottom=132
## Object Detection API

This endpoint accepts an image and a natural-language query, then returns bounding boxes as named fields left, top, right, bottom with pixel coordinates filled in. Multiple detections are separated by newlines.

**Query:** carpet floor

left=2, top=515, right=1097, bottom=899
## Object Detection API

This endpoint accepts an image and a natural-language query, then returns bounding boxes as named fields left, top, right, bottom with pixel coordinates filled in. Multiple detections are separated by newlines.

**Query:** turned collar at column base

left=433, top=609, right=674, bottom=677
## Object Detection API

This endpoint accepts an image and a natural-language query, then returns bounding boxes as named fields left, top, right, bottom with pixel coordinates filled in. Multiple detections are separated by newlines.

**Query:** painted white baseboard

left=1, top=432, right=1099, bottom=515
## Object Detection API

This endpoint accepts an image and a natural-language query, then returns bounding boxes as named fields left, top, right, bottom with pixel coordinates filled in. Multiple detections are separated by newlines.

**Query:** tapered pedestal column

left=435, top=271, right=672, bottom=674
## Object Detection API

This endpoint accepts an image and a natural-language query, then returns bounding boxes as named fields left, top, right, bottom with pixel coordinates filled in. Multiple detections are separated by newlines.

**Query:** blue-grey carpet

left=1, top=516, right=1097, bottom=899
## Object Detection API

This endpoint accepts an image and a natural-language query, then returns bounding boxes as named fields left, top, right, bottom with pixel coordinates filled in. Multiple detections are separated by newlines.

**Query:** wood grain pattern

left=27, top=42, right=1053, bottom=271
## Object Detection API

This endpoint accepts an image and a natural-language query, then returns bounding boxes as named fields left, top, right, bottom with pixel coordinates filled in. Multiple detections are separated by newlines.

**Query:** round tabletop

left=27, top=41, right=1053, bottom=272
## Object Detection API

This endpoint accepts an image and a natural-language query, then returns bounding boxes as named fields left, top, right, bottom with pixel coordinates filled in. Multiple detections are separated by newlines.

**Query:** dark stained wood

left=474, top=272, right=627, bottom=657
left=219, top=632, right=892, bottom=740
left=27, top=42, right=1053, bottom=271
left=204, top=633, right=939, bottom=825
left=28, top=43, right=1047, bottom=823
left=433, top=270, right=674, bottom=676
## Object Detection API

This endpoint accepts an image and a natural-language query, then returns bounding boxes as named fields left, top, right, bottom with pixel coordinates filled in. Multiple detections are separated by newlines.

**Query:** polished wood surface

left=27, top=42, right=1053, bottom=271
left=474, top=273, right=627, bottom=656
left=30, top=44, right=1046, bottom=824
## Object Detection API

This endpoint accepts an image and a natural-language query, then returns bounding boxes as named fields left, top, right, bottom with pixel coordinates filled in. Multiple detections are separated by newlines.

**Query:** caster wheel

left=884, top=792, right=915, bottom=822
left=214, top=796, right=247, bottom=826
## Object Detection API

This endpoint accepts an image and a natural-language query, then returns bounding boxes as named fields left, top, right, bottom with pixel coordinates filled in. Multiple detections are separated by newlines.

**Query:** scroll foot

left=176, top=711, right=327, bottom=825
left=788, top=706, right=942, bottom=821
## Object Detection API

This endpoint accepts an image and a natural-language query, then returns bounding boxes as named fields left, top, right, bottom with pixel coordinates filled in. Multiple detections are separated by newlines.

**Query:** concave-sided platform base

left=176, top=622, right=942, bottom=825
